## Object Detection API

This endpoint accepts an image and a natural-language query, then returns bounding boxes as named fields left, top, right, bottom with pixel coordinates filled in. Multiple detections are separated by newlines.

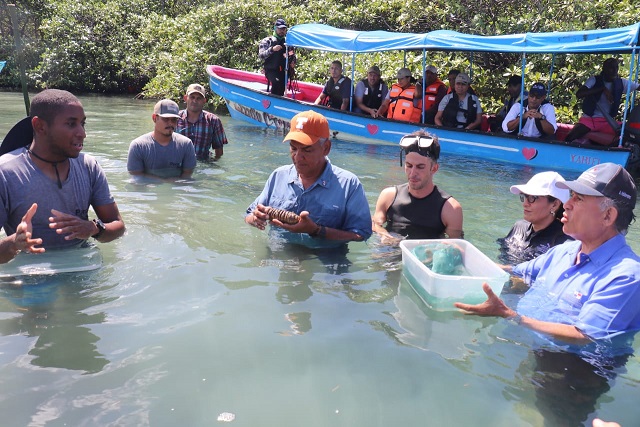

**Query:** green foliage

left=0, top=0, right=639, bottom=118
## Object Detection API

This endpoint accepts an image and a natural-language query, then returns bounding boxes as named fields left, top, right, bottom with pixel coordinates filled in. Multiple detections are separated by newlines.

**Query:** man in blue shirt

left=245, top=110, right=372, bottom=244
left=455, top=163, right=640, bottom=344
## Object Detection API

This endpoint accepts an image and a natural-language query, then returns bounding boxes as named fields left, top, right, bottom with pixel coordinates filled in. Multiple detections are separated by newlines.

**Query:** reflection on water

left=0, top=92, right=639, bottom=426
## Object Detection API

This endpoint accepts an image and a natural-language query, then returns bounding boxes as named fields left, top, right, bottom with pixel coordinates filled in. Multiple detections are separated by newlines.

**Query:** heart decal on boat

left=261, top=99, right=271, bottom=109
left=366, top=124, right=379, bottom=135
left=522, top=147, right=538, bottom=161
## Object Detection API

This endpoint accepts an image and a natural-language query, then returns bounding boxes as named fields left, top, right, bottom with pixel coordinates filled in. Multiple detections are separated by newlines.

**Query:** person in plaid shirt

left=177, top=83, right=228, bottom=161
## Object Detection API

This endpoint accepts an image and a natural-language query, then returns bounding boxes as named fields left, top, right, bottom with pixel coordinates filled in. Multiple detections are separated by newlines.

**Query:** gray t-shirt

left=127, top=132, right=197, bottom=178
left=0, top=148, right=115, bottom=249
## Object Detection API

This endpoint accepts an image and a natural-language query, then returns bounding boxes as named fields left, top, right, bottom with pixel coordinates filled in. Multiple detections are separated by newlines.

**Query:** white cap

left=509, top=171, right=570, bottom=203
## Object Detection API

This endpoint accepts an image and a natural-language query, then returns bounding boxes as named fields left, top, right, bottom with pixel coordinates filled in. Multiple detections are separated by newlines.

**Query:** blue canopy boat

left=208, top=23, right=640, bottom=173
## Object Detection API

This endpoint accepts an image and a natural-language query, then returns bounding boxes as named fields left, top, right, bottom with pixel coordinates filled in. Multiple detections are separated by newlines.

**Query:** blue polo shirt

left=513, top=234, right=640, bottom=340
left=246, top=159, right=372, bottom=243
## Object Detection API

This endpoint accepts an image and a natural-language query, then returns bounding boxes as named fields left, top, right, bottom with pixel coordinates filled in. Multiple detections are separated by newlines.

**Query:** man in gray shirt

left=0, top=89, right=126, bottom=262
left=127, top=99, right=197, bottom=179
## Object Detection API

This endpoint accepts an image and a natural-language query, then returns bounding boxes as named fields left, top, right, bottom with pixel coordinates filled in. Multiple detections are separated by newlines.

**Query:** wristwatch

left=507, top=313, right=523, bottom=325
left=92, top=218, right=106, bottom=239
left=540, top=114, right=546, bottom=121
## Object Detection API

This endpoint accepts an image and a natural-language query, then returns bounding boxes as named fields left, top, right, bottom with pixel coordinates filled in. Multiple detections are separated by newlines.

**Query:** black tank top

left=385, top=183, right=450, bottom=239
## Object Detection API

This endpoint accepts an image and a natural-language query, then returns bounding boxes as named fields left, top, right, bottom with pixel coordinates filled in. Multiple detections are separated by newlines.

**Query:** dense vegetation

left=0, top=0, right=638, bottom=121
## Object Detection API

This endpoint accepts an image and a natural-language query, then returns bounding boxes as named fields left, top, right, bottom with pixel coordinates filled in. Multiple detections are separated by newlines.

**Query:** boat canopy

left=286, top=23, right=640, bottom=54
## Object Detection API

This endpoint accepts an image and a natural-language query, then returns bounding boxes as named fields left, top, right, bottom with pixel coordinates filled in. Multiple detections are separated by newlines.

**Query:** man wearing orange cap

left=245, top=110, right=372, bottom=243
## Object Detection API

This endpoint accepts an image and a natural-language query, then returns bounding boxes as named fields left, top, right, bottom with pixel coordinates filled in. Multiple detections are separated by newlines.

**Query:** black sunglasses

left=519, top=194, right=540, bottom=203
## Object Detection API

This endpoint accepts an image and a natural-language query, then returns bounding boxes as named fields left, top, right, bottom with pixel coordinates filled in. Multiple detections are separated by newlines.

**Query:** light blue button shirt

left=513, top=234, right=640, bottom=340
left=246, top=159, right=372, bottom=242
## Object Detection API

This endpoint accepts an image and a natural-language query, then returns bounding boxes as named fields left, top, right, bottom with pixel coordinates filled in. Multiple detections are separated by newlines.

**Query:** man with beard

left=353, top=65, right=388, bottom=118
left=0, top=89, right=125, bottom=262
left=372, top=130, right=464, bottom=242
left=127, top=99, right=196, bottom=180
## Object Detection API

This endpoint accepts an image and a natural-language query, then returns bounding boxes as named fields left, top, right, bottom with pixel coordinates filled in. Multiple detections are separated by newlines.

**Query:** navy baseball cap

left=529, top=82, right=547, bottom=96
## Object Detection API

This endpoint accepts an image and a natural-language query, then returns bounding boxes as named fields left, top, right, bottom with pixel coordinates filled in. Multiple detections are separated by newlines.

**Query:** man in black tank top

left=372, top=131, right=464, bottom=243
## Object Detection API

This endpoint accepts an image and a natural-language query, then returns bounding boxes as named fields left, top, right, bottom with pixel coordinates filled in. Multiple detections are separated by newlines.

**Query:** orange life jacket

left=387, top=84, right=421, bottom=123
left=422, top=79, right=446, bottom=112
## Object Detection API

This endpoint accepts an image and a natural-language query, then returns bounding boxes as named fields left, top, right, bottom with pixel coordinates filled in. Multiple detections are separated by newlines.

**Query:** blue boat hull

left=208, top=66, right=630, bottom=174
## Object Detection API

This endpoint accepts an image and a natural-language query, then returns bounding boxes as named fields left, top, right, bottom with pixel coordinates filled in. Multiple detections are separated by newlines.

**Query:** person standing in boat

left=565, top=58, right=640, bottom=146
left=176, top=83, right=228, bottom=161
left=372, top=130, right=463, bottom=243
left=435, top=72, right=483, bottom=130
left=258, top=18, right=295, bottom=97
left=127, top=99, right=197, bottom=180
left=0, top=89, right=126, bottom=263
left=314, top=60, right=352, bottom=110
left=497, top=171, right=571, bottom=265
left=245, top=110, right=371, bottom=243
left=377, top=68, right=421, bottom=123
left=353, top=65, right=388, bottom=118
left=413, top=65, right=447, bottom=125
left=502, top=82, right=557, bottom=138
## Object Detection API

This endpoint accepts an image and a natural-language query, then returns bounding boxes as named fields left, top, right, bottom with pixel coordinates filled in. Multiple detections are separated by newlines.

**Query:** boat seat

left=555, top=123, right=574, bottom=141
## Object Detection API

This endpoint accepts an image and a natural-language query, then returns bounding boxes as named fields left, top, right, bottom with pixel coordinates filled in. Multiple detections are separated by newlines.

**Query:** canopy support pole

left=618, top=49, right=638, bottom=147
left=421, top=49, right=427, bottom=123
left=350, top=53, right=356, bottom=111
left=548, top=54, right=556, bottom=102
left=517, top=53, right=527, bottom=134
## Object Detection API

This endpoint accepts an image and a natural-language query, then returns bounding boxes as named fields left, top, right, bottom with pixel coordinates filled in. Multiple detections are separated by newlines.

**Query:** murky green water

left=0, top=92, right=638, bottom=427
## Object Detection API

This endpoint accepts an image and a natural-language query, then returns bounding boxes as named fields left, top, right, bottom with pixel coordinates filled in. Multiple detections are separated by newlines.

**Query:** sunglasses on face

left=520, top=194, right=540, bottom=203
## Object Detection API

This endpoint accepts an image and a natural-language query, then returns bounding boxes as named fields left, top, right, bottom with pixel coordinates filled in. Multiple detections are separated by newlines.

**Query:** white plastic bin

left=399, top=239, right=509, bottom=311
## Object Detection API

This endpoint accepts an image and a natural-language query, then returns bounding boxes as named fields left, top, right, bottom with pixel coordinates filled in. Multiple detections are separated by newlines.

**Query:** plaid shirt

left=177, top=110, right=228, bottom=160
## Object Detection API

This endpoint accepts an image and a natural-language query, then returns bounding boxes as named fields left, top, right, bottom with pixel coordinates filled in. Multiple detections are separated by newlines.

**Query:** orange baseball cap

left=283, top=110, right=330, bottom=146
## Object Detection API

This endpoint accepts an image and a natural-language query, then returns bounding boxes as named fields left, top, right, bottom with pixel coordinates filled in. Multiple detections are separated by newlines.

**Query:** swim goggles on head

left=399, top=135, right=437, bottom=165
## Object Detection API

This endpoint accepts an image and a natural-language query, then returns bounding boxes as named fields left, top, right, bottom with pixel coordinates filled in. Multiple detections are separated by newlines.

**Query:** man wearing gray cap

left=456, top=163, right=640, bottom=344
left=127, top=99, right=197, bottom=180
left=353, top=65, right=388, bottom=118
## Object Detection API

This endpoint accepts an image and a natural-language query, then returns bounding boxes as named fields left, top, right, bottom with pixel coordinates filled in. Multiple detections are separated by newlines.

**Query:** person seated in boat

left=489, top=75, right=526, bottom=132
left=446, top=69, right=476, bottom=95
left=127, top=99, right=197, bottom=180
left=565, top=58, right=640, bottom=146
left=434, top=72, right=483, bottom=130
left=372, top=130, right=463, bottom=243
left=314, top=60, right=352, bottom=110
left=0, top=89, right=126, bottom=263
left=258, top=18, right=296, bottom=97
left=353, top=65, right=388, bottom=118
left=377, top=68, right=421, bottom=123
left=455, top=163, right=640, bottom=346
left=245, top=110, right=372, bottom=244
left=413, top=65, right=447, bottom=125
left=502, top=82, right=557, bottom=138
left=176, top=83, right=228, bottom=161
left=497, top=171, right=571, bottom=265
